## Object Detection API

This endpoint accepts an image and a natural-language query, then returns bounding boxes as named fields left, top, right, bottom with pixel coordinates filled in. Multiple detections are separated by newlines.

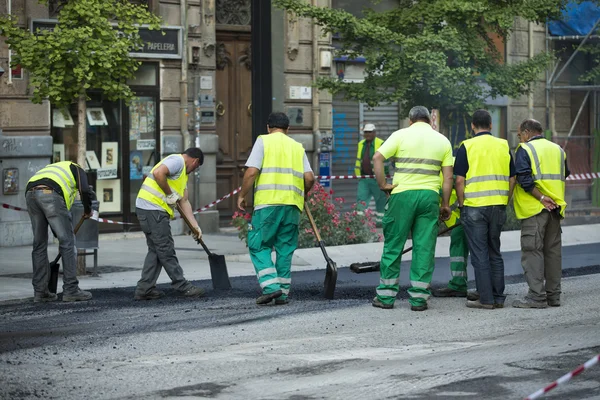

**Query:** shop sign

left=97, top=167, right=118, bottom=180
left=30, top=19, right=182, bottom=59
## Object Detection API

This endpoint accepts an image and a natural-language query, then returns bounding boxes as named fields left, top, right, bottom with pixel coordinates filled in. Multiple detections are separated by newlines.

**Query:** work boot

left=274, top=298, right=289, bottom=306
left=432, top=287, right=467, bottom=298
left=466, top=291, right=480, bottom=301
left=493, top=303, right=504, bottom=309
left=62, top=290, right=92, bottom=302
left=34, top=292, right=58, bottom=303
left=134, top=288, right=165, bottom=301
left=466, top=300, right=493, bottom=310
left=512, top=297, right=548, bottom=309
left=410, top=303, right=428, bottom=312
left=547, top=298, right=561, bottom=307
left=372, top=297, right=393, bottom=309
left=181, top=286, right=205, bottom=298
left=256, top=290, right=283, bottom=305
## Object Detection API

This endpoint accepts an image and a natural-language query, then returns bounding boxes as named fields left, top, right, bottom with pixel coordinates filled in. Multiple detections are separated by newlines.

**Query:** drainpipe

left=311, top=0, right=320, bottom=168
left=528, top=21, right=534, bottom=119
left=7, top=0, right=12, bottom=85
left=180, top=0, right=190, bottom=150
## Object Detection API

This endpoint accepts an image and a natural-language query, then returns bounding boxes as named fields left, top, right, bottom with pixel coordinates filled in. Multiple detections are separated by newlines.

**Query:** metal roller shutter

left=332, top=95, right=360, bottom=209
left=331, top=96, right=400, bottom=211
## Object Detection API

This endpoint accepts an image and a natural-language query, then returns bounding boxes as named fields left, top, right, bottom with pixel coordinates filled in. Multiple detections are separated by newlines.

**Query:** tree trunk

left=77, top=92, right=87, bottom=276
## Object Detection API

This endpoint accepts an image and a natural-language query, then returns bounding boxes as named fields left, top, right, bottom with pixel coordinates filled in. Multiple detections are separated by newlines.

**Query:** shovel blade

left=48, top=261, right=60, bottom=294
left=324, top=259, right=337, bottom=300
left=208, top=254, right=232, bottom=290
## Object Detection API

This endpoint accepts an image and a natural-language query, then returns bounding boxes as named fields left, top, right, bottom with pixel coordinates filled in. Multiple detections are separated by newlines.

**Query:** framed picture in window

left=52, top=144, right=65, bottom=163
left=87, top=107, right=108, bottom=126
left=101, top=142, right=118, bottom=168
left=96, top=179, right=121, bottom=213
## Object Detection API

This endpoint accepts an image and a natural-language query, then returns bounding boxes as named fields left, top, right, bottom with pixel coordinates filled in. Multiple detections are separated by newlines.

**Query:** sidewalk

left=1, top=224, right=599, bottom=303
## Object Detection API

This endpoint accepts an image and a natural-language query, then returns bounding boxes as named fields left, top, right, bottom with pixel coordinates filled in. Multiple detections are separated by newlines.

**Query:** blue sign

left=319, top=152, right=331, bottom=188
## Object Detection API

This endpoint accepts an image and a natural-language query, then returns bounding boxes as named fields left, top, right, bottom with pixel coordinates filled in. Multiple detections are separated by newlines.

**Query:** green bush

left=231, top=182, right=382, bottom=248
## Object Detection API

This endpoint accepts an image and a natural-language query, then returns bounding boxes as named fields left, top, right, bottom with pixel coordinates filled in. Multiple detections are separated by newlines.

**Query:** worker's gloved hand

left=191, top=225, right=203, bottom=241
left=440, top=206, right=451, bottom=221
left=166, top=193, right=181, bottom=206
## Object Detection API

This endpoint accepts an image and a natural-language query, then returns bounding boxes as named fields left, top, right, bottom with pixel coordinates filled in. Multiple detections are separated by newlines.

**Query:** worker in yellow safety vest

left=237, top=112, right=315, bottom=305
left=134, top=148, right=205, bottom=300
left=371, top=106, right=454, bottom=312
left=355, top=123, right=388, bottom=221
left=433, top=158, right=478, bottom=300
left=454, top=109, right=516, bottom=310
left=512, top=119, right=569, bottom=309
left=26, top=161, right=94, bottom=302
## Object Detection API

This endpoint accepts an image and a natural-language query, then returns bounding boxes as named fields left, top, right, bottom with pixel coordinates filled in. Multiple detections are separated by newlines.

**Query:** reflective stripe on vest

left=28, top=161, right=78, bottom=209
left=136, top=154, right=188, bottom=218
left=394, top=157, right=442, bottom=178
left=513, top=139, right=567, bottom=219
left=354, top=137, right=383, bottom=176
left=463, top=135, right=511, bottom=207
left=254, top=132, right=306, bottom=211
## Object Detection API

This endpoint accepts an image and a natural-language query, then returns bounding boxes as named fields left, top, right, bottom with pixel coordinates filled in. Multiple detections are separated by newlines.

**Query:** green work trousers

left=447, top=223, right=469, bottom=292
left=248, top=205, right=300, bottom=300
left=356, top=179, right=387, bottom=215
left=376, top=190, right=439, bottom=307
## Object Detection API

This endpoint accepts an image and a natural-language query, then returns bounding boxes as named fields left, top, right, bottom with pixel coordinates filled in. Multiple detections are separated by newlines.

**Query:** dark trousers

left=520, top=211, right=562, bottom=302
left=135, top=207, right=192, bottom=295
left=25, top=190, right=80, bottom=295
left=461, top=205, right=507, bottom=305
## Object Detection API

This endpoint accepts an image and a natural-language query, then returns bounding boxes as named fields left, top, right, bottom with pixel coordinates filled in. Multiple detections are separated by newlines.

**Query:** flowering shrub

left=230, top=182, right=382, bottom=248
left=231, top=210, right=252, bottom=243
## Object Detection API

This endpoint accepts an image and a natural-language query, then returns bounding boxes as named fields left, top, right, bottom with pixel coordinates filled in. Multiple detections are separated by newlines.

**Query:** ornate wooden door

left=215, top=33, right=253, bottom=223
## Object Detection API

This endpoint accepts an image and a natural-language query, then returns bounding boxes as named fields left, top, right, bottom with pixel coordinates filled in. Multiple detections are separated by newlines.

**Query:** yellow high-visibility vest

left=513, top=138, right=567, bottom=219
left=28, top=161, right=79, bottom=210
left=463, top=135, right=511, bottom=207
left=254, top=132, right=305, bottom=211
left=137, top=154, right=188, bottom=218
left=355, top=137, right=384, bottom=176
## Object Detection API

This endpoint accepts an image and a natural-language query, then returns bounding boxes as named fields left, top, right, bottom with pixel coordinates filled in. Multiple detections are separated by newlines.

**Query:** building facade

left=0, top=0, right=333, bottom=246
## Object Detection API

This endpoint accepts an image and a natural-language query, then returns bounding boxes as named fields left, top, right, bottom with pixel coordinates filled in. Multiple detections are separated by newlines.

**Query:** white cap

left=363, top=123, right=376, bottom=132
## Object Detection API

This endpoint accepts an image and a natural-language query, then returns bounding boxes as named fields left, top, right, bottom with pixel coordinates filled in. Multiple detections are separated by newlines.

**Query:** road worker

left=433, top=158, right=472, bottom=299
left=512, top=119, right=569, bottom=308
left=372, top=106, right=453, bottom=311
left=237, top=112, right=315, bottom=305
left=134, top=148, right=205, bottom=300
left=26, top=161, right=93, bottom=302
left=454, top=109, right=516, bottom=310
left=355, top=123, right=387, bottom=222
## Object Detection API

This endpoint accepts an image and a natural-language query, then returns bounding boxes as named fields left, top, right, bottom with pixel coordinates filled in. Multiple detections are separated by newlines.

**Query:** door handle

left=216, top=101, right=226, bottom=117
left=247, top=102, right=252, bottom=116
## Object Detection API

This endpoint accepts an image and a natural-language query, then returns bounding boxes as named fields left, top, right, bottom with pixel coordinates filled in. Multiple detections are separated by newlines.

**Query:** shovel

left=176, top=202, right=232, bottom=290
left=350, top=221, right=462, bottom=274
left=48, top=216, right=86, bottom=294
left=305, top=203, right=338, bottom=300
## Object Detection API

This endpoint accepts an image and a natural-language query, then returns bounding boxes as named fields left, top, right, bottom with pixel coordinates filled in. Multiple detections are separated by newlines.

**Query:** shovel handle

left=175, top=201, right=213, bottom=256
left=400, top=221, right=461, bottom=255
left=304, top=204, right=323, bottom=242
left=53, top=215, right=87, bottom=264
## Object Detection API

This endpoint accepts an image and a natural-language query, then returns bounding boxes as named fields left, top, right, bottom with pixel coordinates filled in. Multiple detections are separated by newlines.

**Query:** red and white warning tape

left=525, top=353, right=600, bottom=399
left=189, top=186, right=242, bottom=216
left=3, top=172, right=599, bottom=224
left=566, top=172, right=600, bottom=181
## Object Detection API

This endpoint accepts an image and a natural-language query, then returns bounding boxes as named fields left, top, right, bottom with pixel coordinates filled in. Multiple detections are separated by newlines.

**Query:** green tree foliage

left=273, top=0, right=575, bottom=119
left=0, top=0, right=161, bottom=107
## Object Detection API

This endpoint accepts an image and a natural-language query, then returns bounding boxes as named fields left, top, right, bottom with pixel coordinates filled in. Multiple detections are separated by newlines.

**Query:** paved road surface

left=1, top=261, right=599, bottom=400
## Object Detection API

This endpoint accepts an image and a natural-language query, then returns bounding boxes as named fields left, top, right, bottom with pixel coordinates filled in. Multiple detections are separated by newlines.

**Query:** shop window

left=51, top=94, right=122, bottom=214
left=127, top=63, right=157, bottom=86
